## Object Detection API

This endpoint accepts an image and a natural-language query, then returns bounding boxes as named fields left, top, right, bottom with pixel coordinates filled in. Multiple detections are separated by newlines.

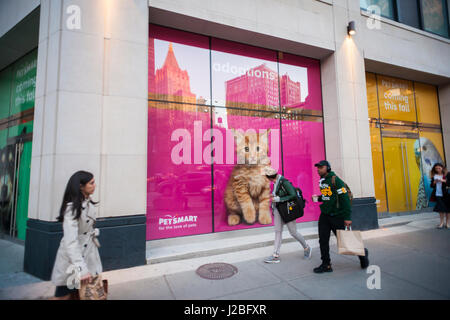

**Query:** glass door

left=381, top=125, right=422, bottom=213
left=0, top=139, right=31, bottom=239
left=13, top=136, right=33, bottom=240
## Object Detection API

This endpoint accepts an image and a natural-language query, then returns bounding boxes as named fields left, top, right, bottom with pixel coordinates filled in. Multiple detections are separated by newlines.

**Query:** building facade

left=0, top=0, right=449, bottom=280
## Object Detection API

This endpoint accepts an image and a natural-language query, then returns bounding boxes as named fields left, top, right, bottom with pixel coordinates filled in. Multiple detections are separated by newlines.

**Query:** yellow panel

left=383, top=137, right=405, bottom=213
left=415, top=82, right=441, bottom=125
left=377, top=75, right=416, bottom=122
left=406, top=138, right=422, bottom=210
left=383, top=134, right=422, bottom=213
left=366, top=73, right=379, bottom=119
left=369, top=124, right=387, bottom=212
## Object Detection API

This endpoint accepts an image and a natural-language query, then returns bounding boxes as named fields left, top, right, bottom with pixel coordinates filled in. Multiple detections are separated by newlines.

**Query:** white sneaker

left=304, top=246, right=312, bottom=259
left=264, top=255, right=280, bottom=264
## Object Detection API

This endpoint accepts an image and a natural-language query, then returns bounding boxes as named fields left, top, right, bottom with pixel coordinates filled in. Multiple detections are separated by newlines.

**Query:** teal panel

left=10, top=50, right=37, bottom=115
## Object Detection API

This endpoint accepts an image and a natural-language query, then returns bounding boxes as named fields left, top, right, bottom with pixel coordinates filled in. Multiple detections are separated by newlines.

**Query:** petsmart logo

left=159, top=215, right=198, bottom=226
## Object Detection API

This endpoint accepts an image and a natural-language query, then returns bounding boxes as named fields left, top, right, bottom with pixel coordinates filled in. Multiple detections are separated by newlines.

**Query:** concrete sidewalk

left=1, top=212, right=449, bottom=300
left=0, top=239, right=41, bottom=291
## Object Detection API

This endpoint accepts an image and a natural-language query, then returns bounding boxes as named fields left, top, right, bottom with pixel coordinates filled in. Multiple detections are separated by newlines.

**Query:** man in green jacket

left=312, top=160, right=369, bottom=273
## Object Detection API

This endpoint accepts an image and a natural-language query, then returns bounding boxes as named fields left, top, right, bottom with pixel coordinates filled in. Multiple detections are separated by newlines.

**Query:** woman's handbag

left=79, top=275, right=108, bottom=300
left=276, top=198, right=303, bottom=223
left=275, top=181, right=304, bottom=223
left=337, top=226, right=365, bottom=256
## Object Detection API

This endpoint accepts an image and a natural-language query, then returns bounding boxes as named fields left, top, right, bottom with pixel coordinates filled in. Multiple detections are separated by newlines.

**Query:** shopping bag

left=79, top=275, right=108, bottom=300
left=336, top=227, right=365, bottom=256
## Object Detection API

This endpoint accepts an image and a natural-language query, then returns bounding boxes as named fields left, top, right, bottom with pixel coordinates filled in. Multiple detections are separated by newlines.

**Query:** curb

left=146, top=219, right=421, bottom=265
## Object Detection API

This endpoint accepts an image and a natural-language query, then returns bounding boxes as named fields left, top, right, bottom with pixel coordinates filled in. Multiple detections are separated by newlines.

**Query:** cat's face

left=234, top=129, right=271, bottom=165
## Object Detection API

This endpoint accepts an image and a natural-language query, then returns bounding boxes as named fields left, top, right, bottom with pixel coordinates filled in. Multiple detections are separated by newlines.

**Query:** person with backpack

left=263, top=166, right=312, bottom=264
left=311, top=160, right=369, bottom=273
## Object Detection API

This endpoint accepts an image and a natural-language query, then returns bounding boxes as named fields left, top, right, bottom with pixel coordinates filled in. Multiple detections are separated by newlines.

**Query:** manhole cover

left=196, top=263, right=238, bottom=280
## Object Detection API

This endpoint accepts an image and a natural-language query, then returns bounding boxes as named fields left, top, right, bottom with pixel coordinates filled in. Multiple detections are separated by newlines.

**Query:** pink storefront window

left=147, top=102, right=213, bottom=240
left=212, top=108, right=282, bottom=232
left=149, top=25, right=210, bottom=104
left=211, top=38, right=279, bottom=111
left=278, top=53, right=322, bottom=115
left=281, top=115, right=325, bottom=223
left=147, top=24, right=325, bottom=240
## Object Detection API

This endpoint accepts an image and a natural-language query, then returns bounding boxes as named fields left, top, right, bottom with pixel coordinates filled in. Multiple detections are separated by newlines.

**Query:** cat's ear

left=233, top=129, right=245, bottom=144
left=259, top=129, right=270, bottom=142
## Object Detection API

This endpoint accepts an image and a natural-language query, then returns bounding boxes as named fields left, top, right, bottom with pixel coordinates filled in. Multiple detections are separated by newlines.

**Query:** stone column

left=320, top=0, right=378, bottom=229
left=25, top=0, right=149, bottom=280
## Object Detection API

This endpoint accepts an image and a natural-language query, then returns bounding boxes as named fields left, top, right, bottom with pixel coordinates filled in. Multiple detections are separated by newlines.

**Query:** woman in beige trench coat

left=51, top=171, right=102, bottom=300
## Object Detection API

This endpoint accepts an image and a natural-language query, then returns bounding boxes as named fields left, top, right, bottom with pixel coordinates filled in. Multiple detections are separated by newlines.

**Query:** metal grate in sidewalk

left=196, top=263, right=238, bottom=280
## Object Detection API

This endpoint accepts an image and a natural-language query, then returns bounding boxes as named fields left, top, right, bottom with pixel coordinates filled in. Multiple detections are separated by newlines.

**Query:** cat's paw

left=258, top=212, right=272, bottom=225
left=242, top=209, right=256, bottom=224
left=228, top=215, right=241, bottom=226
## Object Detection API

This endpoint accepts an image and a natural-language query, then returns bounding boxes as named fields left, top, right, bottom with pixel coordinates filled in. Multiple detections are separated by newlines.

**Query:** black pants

left=318, top=213, right=345, bottom=265
left=318, top=213, right=366, bottom=265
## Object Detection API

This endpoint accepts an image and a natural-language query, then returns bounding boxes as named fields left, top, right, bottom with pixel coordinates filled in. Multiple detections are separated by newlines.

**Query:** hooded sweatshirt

left=318, top=171, right=352, bottom=220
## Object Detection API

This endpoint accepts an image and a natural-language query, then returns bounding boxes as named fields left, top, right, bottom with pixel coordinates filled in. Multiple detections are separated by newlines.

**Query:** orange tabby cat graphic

left=224, top=129, right=273, bottom=226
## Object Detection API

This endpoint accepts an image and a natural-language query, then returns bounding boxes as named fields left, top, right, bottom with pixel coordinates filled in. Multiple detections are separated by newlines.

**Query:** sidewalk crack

left=163, top=275, right=177, bottom=300
left=284, top=281, right=313, bottom=300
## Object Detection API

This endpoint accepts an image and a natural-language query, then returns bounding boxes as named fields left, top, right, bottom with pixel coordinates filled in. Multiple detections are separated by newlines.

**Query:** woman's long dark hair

left=431, top=163, right=448, bottom=178
left=57, top=171, right=98, bottom=222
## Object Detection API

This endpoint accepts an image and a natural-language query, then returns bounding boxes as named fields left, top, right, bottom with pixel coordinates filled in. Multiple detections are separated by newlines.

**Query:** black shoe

left=359, top=248, right=369, bottom=269
left=313, top=264, right=333, bottom=273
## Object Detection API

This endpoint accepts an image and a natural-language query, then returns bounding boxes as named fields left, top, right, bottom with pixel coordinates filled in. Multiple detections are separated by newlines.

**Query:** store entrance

left=381, top=126, right=422, bottom=213
left=0, top=133, right=32, bottom=240
left=366, top=72, right=446, bottom=215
